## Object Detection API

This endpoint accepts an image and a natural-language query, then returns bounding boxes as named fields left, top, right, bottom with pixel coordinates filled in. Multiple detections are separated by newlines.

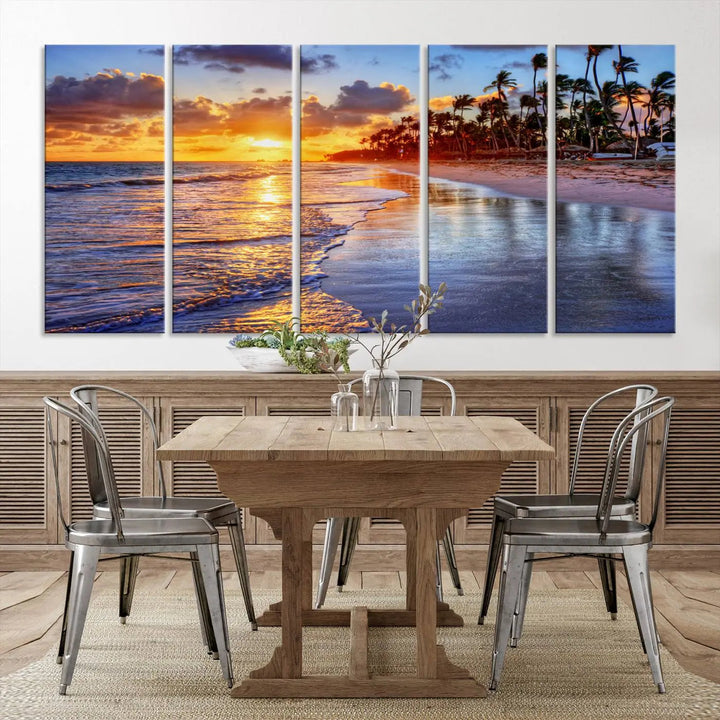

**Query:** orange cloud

left=429, top=92, right=496, bottom=112
left=45, top=70, right=164, bottom=161
left=173, top=95, right=291, bottom=140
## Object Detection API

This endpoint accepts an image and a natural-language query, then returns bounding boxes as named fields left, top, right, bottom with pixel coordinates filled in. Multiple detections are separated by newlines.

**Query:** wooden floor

left=1, top=568, right=718, bottom=685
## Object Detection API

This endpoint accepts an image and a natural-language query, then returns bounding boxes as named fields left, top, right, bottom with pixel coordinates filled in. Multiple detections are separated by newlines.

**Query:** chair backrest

left=70, top=385, right=167, bottom=500
left=570, top=384, right=658, bottom=501
left=43, top=396, right=126, bottom=541
left=349, top=374, right=456, bottom=417
left=596, top=395, right=674, bottom=534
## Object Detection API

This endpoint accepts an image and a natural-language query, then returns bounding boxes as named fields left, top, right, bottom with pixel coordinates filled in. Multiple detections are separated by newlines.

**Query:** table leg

left=416, top=507, right=438, bottom=678
left=239, top=507, right=305, bottom=685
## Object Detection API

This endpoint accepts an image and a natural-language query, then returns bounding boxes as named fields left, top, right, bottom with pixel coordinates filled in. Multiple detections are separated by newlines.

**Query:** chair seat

left=68, top=517, right=218, bottom=547
left=505, top=517, right=651, bottom=547
left=495, top=493, right=635, bottom=519
left=93, top=496, right=236, bottom=521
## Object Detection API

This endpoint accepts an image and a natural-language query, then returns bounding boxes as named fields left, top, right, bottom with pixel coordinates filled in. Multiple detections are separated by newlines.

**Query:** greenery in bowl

left=228, top=319, right=352, bottom=374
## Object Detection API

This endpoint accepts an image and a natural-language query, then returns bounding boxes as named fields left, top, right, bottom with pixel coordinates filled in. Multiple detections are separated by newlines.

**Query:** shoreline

left=373, top=159, right=674, bottom=213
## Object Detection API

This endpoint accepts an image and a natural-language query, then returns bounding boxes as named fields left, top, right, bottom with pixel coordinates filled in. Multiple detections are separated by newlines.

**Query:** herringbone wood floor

left=1, top=569, right=718, bottom=685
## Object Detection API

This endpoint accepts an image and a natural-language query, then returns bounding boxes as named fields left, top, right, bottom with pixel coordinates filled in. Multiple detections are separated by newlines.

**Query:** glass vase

left=331, top=383, right=359, bottom=432
left=362, top=360, right=400, bottom=431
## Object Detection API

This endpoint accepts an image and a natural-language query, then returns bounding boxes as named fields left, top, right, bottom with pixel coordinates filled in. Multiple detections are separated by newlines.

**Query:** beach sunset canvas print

left=300, top=45, right=420, bottom=332
left=555, top=45, right=675, bottom=333
left=428, top=45, right=548, bottom=333
left=45, top=45, right=165, bottom=332
left=172, top=45, right=292, bottom=332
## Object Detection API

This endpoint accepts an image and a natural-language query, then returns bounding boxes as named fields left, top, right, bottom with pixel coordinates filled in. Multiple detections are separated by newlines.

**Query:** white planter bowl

left=228, top=346, right=357, bottom=373
left=228, top=347, right=298, bottom=373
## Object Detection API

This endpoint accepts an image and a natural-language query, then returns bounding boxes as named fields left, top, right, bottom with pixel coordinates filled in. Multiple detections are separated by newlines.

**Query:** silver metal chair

left=315, top=375, right=462, bottom=608
left=56, top=385, right=255, bottom=664
left=478, top=384, right=658, bottom=626
left=489, top=395, right=674, bottom=694
left=44, top=397, right=233, bottom=695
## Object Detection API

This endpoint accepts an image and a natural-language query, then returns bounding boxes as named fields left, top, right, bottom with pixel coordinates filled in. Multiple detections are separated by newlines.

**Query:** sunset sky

left=301, top=45, right=419, bottom=161
left=173, top=45, right=292, bottom=162
left=45, top=45, right=164, bottom=162
left=429, top=45, right=547, bottom=117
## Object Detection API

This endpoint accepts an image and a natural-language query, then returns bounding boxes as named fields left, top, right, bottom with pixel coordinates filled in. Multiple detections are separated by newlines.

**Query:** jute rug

left=1, top=584, right=717, bottom=720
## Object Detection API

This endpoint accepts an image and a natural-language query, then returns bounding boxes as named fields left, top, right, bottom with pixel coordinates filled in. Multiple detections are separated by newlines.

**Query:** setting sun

left=251, top=138, right=283, bottom=148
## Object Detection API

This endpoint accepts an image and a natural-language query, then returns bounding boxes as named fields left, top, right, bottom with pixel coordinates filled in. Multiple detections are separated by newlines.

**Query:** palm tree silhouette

left=615, top=47, right=642, bottom=157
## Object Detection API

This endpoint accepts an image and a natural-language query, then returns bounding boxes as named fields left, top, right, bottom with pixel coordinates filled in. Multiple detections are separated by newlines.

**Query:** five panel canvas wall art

left=45, top=44, right=676, bottom=335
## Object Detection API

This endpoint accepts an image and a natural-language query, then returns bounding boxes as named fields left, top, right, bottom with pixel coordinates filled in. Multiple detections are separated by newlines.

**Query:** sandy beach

left=383, top=158, right=675, bottom=213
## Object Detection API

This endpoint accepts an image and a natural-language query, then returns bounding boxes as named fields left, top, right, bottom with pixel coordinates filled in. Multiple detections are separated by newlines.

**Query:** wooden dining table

left=157, top=414, right=554, bottom=699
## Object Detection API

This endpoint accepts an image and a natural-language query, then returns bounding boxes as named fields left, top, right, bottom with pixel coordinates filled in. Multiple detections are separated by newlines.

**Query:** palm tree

left=643, top=71, right=676, bottom=136
left=568, top=77, right=594, bottom=143
left=586, top=45, right=625, bottom=142
left=615, top=47, right=641, bottom=157
left=483, top=70, right=518, bottom=148
left=452, top=94, right=475, bottom=156
left=581, top=48, right=596, bottom=150
left=531, top=52, right=547, bottom=140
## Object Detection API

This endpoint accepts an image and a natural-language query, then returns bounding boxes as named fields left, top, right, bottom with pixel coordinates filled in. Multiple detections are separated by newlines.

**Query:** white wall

left=1, top=0, right=718, bottom=371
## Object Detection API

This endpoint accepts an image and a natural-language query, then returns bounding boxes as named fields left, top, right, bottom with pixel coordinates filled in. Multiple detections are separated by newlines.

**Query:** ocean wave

left=172, top=280, right=291, bottom=318
left=46, top=305, right=164, bottom=333
left=173, top=233, right=292, bottom=248
left=46, top=177, right=164, bottom=192
left=45, top=168, right=284, bottom=192
left=173, top=169, right=277, bottom=185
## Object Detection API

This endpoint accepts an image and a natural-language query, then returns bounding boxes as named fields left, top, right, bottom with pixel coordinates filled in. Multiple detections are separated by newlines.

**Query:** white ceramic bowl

left=228, top=345, right=357, bottom=373
left=228, top=347, right=298, bottom=373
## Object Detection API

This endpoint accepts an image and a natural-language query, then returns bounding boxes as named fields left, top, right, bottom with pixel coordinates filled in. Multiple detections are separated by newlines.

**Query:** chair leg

left=226, top=512, right=257, bottom=630
left=57, top=550, right=75, bottom=664
left=196, top=544, right=234, bottom=689
left=489, top=543, right=527, bottom=692
left=337, top=517, right=361, bottom=591
left=479, top=512, right=506, bottom=624
left=623, top=544, right=665, bottom=694
left=315, top=517, right=343, bottom=608
left=510, top=552, right=534, bottom=647
left=597, top=555, right=618, bottom=620
left=435, top=542, right=444, bottom=602
left=59, top=545, right=100, bottom=695
left=118, top=555, right=140, bottom=624
left=191, top=551, right=217, bottom=657
left=442, top=526, right=463, bottom=596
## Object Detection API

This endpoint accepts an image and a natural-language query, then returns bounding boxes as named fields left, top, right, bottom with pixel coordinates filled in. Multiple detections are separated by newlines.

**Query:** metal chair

left=57, top=385, right=255, bottom=663
left=478, top=384, right=658, bottom=626
left=44, top=397, right=233, bottom=695
left=489, top=395, right=674, bottom=694
left=315, top=375, right=462, bottom=608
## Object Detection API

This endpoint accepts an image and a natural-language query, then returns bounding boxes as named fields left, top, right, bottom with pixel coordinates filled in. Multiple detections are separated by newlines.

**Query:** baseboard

left=1, top=544, right=718, bottom=572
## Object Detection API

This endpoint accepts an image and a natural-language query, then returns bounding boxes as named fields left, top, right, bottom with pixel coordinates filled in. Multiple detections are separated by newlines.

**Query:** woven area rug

left=1, top=584, right=717, bottom=720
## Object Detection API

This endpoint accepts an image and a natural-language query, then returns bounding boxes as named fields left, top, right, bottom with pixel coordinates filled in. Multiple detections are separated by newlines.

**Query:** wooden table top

left=157, top=415, right=555, bottom=464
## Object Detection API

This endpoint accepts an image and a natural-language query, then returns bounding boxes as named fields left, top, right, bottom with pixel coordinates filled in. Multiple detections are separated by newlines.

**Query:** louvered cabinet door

left=452, top=398, right=552, bottom=544
left=0, top=396, right=57, bottom=543
left=160, top=397, right=255, bottom=543
left=68, top=396, right=154, bottom=522
left=653, top=400, right=720, bottom=544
